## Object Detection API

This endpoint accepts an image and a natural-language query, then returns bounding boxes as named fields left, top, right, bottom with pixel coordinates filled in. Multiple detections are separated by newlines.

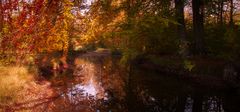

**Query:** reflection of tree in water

left=73, top=55, right=127, bottom=111
left=185, top=96, right=224, bottom=112
left=134, top=86, right=178, bottom=112
left=202, top=96, right=224, bottom=112
left=36, top=55, right=128, bottom=112
left=73, top=58, right=105, bottom=99
left=134, top=85, right=225, bottom=112
left=73, top=55, right=126, bottom=99
left=184, top=96, right=194, bottom=112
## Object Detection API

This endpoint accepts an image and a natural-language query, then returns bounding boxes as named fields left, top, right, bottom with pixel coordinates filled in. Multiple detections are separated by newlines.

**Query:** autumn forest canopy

left=2, top=0, right=240, bottom=111
left=0, top=0, right=240, bottom=64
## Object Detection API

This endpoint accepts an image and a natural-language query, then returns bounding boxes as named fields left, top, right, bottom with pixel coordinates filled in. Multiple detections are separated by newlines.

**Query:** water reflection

left=15, top=54, right=240, bottom=112
left=41, top=55, right=127, bottom=112
left=184, top=96, right=194, bottom=112
left=129, top=68, right=232, bottom=112
left=202, top=96, right=224, bottom=112
left=69, top=79, right=97, bottom=97
left=72, top=58, right=105, bottom=99
left=133, top=86, right=225, bottom=112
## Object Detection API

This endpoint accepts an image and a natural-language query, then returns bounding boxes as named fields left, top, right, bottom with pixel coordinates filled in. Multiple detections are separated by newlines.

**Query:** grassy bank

left=0, top=66, right=34, bottom=105
left=0, top=66, right=55, bottom=111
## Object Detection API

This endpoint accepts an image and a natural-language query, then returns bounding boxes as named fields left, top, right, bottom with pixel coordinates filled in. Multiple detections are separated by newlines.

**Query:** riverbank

left=0, top=66, right=57, bottom=111
left=135, top=54, right=240, bottom=89
left=1, top=50, right=240, bottom=111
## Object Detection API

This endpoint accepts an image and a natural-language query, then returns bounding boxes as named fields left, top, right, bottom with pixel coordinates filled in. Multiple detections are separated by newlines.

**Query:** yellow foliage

left=36, top=0, right=74, bottom=54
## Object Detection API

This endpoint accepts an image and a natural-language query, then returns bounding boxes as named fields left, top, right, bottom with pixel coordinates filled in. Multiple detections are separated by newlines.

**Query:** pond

left=14, top=53, right=240, bottom=112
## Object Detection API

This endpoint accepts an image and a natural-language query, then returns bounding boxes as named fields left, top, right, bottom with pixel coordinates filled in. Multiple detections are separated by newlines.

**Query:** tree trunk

left=192, top=0, right=205, bottom=54
left=175, top=0, right=186, bottom=40
left=0, top=0, right=3, bottom=33
left=175, top=0, right=188, bottom=57
left=229, top=0, right=234, bottom=26
left=220, top=0, right=224, bottom=25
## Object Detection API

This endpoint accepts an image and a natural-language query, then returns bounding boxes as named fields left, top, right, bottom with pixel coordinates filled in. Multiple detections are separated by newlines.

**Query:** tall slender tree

left=229, top=0, right=234, bottom=26
left=175, top=0, right=188, bottom=56
left=220, top=0, right=224, bottom=25
left=192, top=0, right=205, bottom=54
left=175, top=0, right=186, bottom=40
left=0, top=0, right=3, bottom=33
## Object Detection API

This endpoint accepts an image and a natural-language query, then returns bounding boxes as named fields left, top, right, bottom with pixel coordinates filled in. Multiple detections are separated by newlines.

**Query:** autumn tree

left=0, top=0, right=76, bottom=65
left=0, top=0, right=3, bottom=33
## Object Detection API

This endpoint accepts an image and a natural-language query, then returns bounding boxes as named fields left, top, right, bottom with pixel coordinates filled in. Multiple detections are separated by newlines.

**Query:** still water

left=29, top=54, right=240, bottom=112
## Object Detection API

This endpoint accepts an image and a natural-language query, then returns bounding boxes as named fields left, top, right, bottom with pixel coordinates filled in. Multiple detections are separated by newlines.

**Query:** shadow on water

left=29, top=52, right=240, bottom=112
left=128, top=67, right=240, bottom=112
